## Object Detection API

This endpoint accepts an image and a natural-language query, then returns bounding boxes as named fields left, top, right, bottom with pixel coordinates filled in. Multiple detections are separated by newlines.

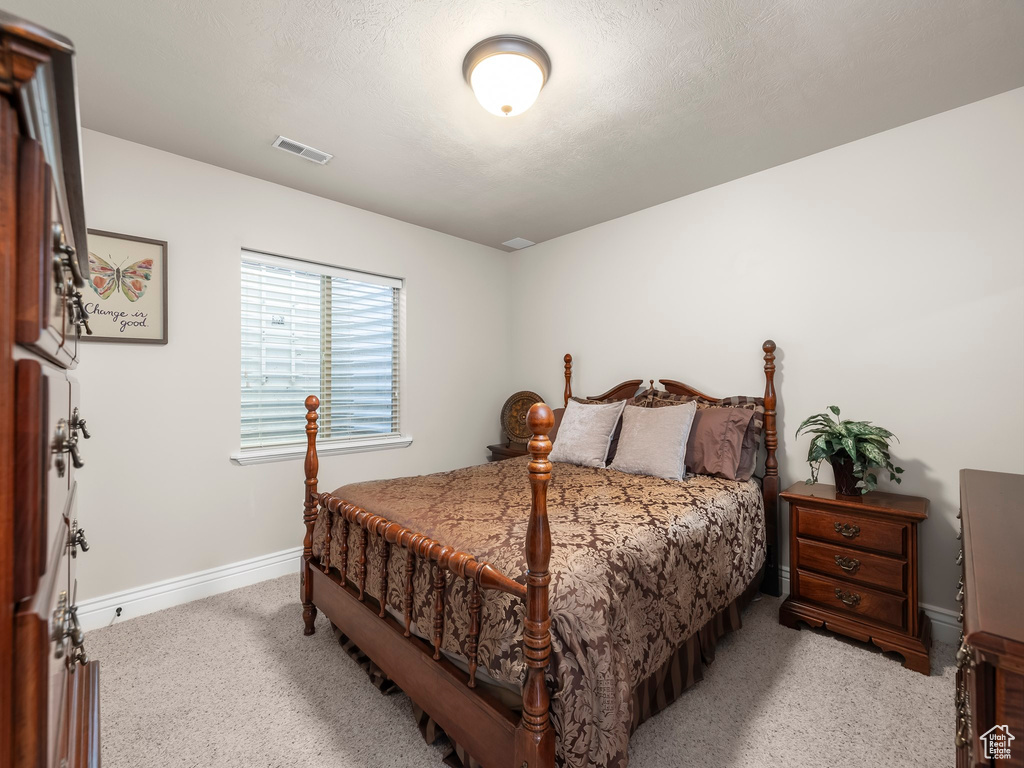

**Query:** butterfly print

left=87, top=252, right=154, bottom=302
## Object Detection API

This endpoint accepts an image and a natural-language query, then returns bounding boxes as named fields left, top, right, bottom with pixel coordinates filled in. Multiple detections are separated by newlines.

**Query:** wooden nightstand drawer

left=795, top=505, right=906, bottom=556
left=796, top=537, right=906, bottom=593
left=795, top=570, right=906, bottom=629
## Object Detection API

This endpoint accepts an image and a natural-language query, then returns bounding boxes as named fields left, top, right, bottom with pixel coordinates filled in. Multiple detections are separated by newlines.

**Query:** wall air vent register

left=272, top=135, right=333, bottom=165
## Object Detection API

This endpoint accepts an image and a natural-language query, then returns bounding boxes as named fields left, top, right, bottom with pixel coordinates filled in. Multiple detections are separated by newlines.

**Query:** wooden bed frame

left=299, top=340, right=780, bottom=768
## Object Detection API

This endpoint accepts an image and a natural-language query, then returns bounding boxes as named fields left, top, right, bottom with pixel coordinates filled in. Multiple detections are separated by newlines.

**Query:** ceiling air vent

left=502, top=237, right=535, bottom=250
left=272, top=135, right=333, bottom=165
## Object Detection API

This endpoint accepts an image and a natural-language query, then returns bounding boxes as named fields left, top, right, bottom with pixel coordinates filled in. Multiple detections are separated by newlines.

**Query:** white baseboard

left=779, top=566, right=960, bottom=645
left=78, top=546, right=302, bottom=632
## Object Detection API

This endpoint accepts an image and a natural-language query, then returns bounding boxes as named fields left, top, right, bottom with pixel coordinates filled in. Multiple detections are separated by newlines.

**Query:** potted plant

left=796, top=406, right=904, bottom=496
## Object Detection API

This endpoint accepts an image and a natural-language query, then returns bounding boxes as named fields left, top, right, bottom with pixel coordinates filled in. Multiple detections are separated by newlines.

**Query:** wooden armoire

left=0, top=11, right=100, bottom=768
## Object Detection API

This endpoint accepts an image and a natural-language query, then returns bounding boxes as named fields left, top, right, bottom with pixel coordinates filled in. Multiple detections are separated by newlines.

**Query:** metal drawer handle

left=833, top=522, right=860, bottom=539
left=955, top=716, right=968, bottom=748
left=956, top=549, right=963, bottom=566
left=956, top=586, right=964, bottom=603
left=956, top=639, right=974, bottom=669
left=51, top=591, right=68, bottom=659
left=834, top=588, right=861, bottom=607
left=834, top=555, right=861, bottom=574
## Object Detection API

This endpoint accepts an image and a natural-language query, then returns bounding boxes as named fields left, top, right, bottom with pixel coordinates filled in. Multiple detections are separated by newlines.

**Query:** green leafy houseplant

left=796, top=406, right=904, bottom=495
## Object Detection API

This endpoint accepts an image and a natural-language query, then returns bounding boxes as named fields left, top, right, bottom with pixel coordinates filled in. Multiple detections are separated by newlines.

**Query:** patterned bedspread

left=311, top=456, right=765, bottom=768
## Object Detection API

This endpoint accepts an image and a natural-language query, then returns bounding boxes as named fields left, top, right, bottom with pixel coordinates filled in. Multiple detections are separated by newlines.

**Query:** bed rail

left=300, top=396, right=556, bottom=767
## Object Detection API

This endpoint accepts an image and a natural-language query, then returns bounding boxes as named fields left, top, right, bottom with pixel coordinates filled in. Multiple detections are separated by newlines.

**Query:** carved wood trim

left=587, top=379, right=644, bottom=402
left=517, top=402, right=556, bottom=767
left=563, top=354, right=572, bottom=406
left=761, top=339, right=781, bottom=596
left=301, top=395, right=319, bottom=635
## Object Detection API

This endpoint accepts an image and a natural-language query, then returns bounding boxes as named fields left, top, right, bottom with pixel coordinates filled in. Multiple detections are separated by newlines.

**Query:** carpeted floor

left=86, top=574, right=954, bottom=767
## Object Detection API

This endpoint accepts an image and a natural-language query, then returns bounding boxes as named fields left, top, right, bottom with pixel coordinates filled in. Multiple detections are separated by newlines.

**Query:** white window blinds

left=240, top=251, right=402, bottom=451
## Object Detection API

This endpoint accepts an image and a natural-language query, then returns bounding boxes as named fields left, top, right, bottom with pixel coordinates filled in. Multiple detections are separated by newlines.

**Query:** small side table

left=778, top=481, right=932, bottom=674
left=486, top=442, right=529, bottom=462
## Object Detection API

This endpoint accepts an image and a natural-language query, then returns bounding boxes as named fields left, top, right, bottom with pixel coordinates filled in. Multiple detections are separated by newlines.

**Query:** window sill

left=230, top=435, right=413, bottom=466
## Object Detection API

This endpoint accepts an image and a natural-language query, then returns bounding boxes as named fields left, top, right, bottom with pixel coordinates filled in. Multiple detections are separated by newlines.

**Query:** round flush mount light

left=463, top=35, right=551, bottom=117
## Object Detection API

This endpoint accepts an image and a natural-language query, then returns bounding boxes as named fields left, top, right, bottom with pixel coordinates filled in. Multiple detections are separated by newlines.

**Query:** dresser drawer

left=795, top=505, right=906, bottom=556
left=795, top=570, right=906, bottom=629
left=15, top=137, right=79, bottom=368
left=14, top=358, right=71, bottom=602
left=796, top=537, right=906, bottom=593
left=13, top=497, right=71, bottom=768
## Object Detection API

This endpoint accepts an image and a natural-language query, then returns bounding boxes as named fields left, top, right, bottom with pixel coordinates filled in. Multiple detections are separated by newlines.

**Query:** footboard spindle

left=432, top=558, right=447, bottom=660
left=468, top=580, right=481, bottom=688
left=379, top=534, right=392, bottom=619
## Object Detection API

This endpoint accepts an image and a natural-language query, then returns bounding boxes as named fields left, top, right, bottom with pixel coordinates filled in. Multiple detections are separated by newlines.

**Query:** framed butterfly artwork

left=83, top=229, right=168, bottom=344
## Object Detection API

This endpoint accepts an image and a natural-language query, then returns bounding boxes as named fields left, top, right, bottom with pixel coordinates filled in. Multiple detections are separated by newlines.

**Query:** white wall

left=508, top=88, right=1024, bottom=613
left=75, top=130, right=511, bottom=601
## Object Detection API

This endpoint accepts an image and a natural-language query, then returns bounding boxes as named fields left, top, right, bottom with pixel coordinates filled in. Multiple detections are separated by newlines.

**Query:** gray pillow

left=549, top=398, right=626, bottom=467
left=610, top=402, right=697, bottom=480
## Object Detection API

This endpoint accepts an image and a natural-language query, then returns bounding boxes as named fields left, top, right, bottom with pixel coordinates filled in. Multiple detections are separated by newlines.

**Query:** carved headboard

left=558, top=341, right=781, bottom=597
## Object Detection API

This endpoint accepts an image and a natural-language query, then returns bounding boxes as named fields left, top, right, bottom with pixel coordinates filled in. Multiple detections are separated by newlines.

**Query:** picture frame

left=82, top=229, right=168, bottom=344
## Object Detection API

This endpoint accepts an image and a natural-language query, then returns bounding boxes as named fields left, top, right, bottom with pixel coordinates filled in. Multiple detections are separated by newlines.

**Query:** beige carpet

left=87, top=574, right=954, bottom=767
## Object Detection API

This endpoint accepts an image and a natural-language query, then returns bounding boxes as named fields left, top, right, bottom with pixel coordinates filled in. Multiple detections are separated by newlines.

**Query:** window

left=234, top=250, right=408, bottom=464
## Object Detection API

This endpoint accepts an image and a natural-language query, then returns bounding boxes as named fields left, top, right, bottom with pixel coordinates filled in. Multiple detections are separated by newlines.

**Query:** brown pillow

left=645, top=391, right=765, bottom=481
left=685, top=407, right=755, bottom=480
left=548, top=407, right=565, bottom=444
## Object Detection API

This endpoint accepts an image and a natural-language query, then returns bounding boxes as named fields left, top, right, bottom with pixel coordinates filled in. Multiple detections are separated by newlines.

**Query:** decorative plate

left=500, top=391, right=544, bottom=445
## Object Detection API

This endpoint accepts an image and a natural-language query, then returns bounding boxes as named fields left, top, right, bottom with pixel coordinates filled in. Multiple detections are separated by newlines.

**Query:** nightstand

left=487, top=442, right=529, bottom=462
left=778, top=482, right=932, bottom=674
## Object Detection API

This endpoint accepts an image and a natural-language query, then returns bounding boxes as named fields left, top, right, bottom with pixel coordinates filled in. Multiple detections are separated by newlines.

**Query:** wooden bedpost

left=515, top=402, right=556, bottom=768
left=302, top=395, right=320, bottom=635
left=761, top=340, right=782, bottom=597
left=563, top=353, right=572, bottom=407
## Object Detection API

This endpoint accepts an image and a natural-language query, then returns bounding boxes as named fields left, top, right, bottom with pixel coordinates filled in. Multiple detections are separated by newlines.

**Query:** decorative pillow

left=609, top=401, right=697, bottom=480
left=571, top=396, right=629, bottom=461
left=646, top=391, right=765, bottom=481
left=549, top=399, right=627, bottom=467
left=685, top=407, right=755, bottom=480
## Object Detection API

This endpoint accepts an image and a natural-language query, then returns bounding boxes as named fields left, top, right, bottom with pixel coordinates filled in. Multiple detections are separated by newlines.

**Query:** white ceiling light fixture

left=463, top=35, right=551, bottom=117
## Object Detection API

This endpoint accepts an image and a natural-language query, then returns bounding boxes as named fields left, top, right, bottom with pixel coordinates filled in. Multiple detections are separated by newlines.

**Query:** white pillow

left=549, top=399, right=626, bottom=467
left=610, top=402, right=697, bottom=480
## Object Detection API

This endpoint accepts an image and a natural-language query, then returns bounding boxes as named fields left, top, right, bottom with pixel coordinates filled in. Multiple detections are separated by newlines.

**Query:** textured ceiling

left=12, top=0, right=1024, bottom=249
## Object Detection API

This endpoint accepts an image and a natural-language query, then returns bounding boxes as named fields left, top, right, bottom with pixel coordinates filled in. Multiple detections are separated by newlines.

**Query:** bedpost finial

left=762, top=339, right=776, bottom=355
left=563, top=353, right=572, bottom=364
left=527, top=402, right=554, bottom=437
left=305, top=394, right=320, bottom=412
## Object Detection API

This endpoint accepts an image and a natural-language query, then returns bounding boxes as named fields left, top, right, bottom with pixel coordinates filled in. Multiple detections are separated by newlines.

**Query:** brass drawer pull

left=834, top=555, right=861, bottom=574
left=834, top=588, right=861, bottom=607
left=833, top=522, right=860, bottom=539
left=955, top=716, right=968, bottom=748
left=956, top=639, right=974, bottom=668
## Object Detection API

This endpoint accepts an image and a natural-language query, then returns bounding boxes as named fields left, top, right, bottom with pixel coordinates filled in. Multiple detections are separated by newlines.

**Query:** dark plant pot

left=831, top=456, right=861, bottom=496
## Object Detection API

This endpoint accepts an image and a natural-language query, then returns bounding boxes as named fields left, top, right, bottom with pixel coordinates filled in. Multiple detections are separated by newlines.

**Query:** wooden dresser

left=956, top=470, right=1024, bottom=767
left=0, top=12, right=100, bottom=768
left=486, top=442, right=529, bottom=462
left=779, top=482, right=931, bottom=674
